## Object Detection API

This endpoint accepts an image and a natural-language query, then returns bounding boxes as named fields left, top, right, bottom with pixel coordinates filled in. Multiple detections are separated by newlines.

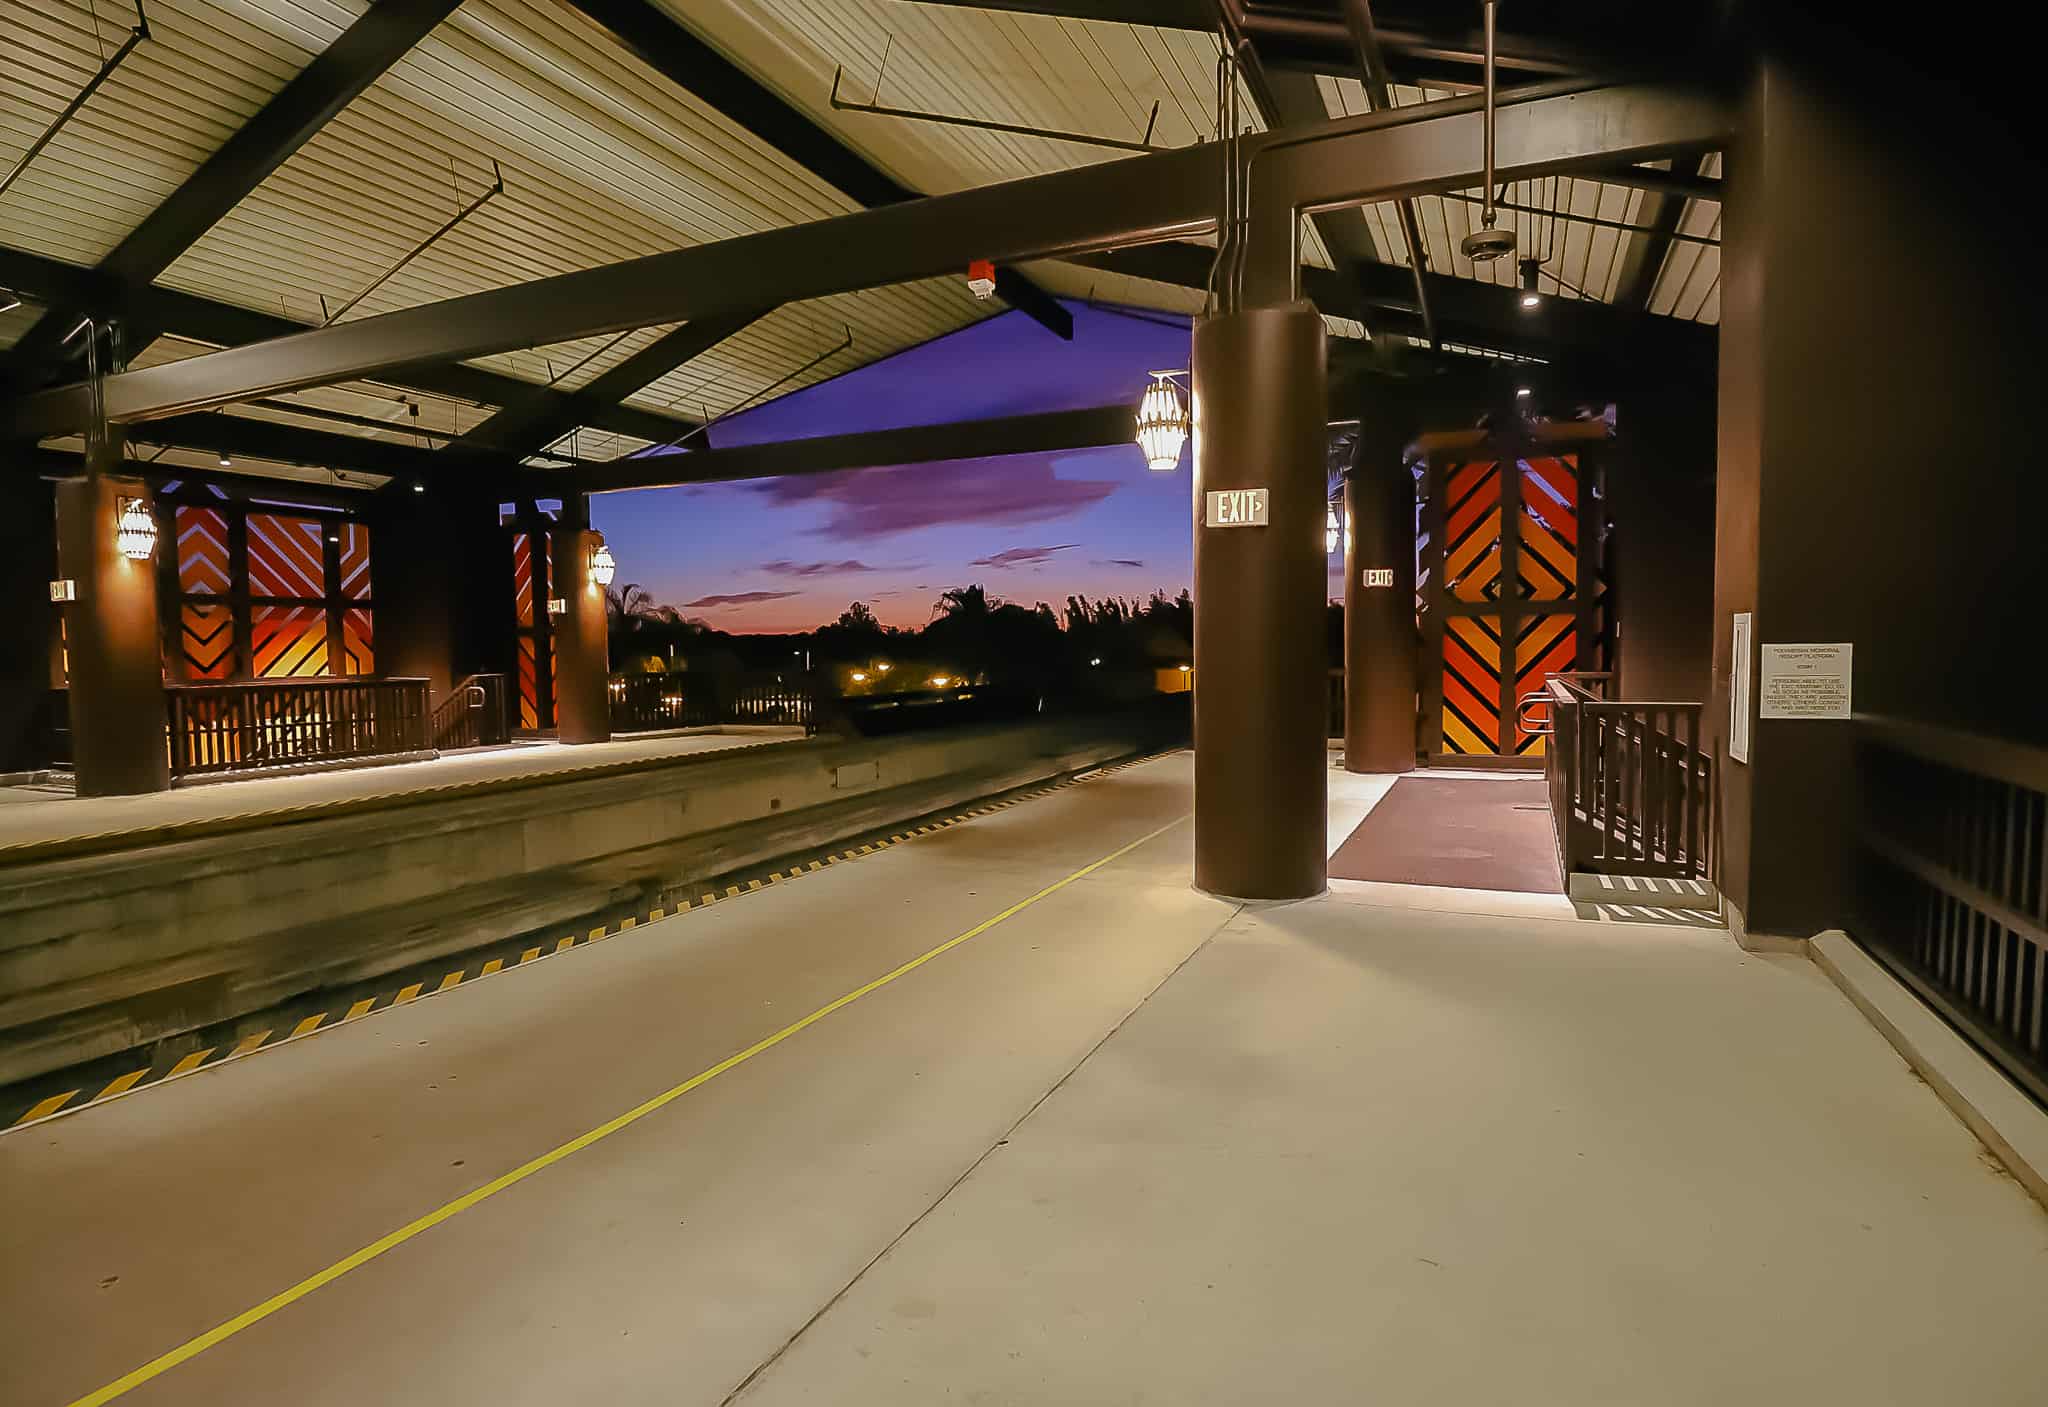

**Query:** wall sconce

left=1326, top=504, right=1341, bottom=555
left=115, top=496, right=158, bottom=560
left=588, top=541, right=616, bottom=587
left=1135, top=371, right=1189, bottom=472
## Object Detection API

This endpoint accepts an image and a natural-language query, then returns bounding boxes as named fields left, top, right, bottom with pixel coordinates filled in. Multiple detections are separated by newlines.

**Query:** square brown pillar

left=54, top=471, right=169, bottom=796
left=549, top=527, right=611, bottom=745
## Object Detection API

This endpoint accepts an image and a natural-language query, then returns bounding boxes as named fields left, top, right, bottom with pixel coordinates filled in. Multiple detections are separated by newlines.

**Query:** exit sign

left=1363, top=568, right=1394, bottom=588
left=1205, top=487, right=1268, bottom=527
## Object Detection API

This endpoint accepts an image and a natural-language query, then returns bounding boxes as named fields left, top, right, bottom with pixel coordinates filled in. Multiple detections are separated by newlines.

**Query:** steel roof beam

left=575, top=404, right=1138, bottom=494
left=1063, top=239, right=1713, bottom=366
left=4, top=82, right=1729, bottom=432
left=565, top=0, right=1071, bottom=340
left=0, top=245, right=698, bottom=446
left=4, top=0, right=463, bottom=382
left=442, top=308, right=770, bottom=461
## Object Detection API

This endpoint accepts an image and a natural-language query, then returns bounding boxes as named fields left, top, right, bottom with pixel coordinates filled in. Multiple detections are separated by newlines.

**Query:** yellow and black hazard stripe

left=2, top=747, right=1176, bottom=1133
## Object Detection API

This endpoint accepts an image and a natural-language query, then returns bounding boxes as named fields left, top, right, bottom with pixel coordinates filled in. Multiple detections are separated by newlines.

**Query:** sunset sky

left=590, top=300, right=1206, bottom=634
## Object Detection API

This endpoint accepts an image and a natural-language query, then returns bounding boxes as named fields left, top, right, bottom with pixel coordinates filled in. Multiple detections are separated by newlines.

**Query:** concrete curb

left=1811, top=929, right=2048, bottom=1210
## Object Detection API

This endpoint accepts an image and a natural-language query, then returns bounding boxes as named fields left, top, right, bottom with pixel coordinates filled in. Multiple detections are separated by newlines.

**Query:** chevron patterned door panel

left=1424, top=450, right=1602, bottom=762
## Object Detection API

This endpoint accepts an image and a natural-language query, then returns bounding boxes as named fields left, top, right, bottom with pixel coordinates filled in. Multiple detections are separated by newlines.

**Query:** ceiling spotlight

left=218, top=449, right=232, bottom=468
left=412, top=480, right=426, bottom=493
left=1518, top=258, right=1542, bottom=309
left=1135, top=371, right=1189, bottom=472
left=1515, top=385, right=1532, bottom=398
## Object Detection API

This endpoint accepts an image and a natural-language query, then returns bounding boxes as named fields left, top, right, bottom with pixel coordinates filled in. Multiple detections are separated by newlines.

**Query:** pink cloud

left=680, top=590, right=802, bottom=608
left=970, top=544, right=1077, bottom=568
left=751, top=455, right=1117, bottom=538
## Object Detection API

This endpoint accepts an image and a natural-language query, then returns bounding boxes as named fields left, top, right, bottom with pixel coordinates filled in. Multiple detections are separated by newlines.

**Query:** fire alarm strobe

left=966, top=259, right=996, bottom=299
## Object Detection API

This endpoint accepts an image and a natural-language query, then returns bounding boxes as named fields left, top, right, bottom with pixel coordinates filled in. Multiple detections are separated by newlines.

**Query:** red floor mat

left=1330, top=775, right=1562, bottom=894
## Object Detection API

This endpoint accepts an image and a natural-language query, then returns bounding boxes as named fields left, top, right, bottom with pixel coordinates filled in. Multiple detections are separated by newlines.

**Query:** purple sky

left=589, top=300, right=1338, bottom=633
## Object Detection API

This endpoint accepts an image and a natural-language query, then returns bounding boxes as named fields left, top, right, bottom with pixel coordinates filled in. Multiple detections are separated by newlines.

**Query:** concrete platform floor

left=0, top=728, right=806, bottom=852
left=2, top=755, right=2042, bottom=1405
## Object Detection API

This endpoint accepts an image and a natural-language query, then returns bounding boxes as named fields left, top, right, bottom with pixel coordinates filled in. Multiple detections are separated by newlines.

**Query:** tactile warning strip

left=2, top=749, right=1174, bottom=1133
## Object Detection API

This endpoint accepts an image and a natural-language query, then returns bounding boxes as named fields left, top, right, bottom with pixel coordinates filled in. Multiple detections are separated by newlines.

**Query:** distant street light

left=851, top=671, right=868, bottom=683
left=930, top=675, right=951, bottom=688
left=1090, top=657, right=1102, bottom=666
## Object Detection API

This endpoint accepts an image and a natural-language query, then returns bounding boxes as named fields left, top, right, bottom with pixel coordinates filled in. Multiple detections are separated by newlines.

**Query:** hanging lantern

left=115, top=496, right=158, bottom=561
left=1135, top=372, right=1189, bottom=472
left=588, top=540, right=616, bottom=587
left=1326, top=503, right=1341, bottom=555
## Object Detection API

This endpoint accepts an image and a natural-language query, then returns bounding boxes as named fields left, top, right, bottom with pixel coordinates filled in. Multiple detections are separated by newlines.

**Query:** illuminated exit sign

left=1363, top=568, right=1394, bottom=588
left=1205, top=487, right=1268, bottom=527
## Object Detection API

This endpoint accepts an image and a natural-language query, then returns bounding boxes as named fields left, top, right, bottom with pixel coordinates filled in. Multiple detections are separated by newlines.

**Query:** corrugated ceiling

left=5, top=0, right=1719, bottom=479
left=0, top=0, right=357, bottom=265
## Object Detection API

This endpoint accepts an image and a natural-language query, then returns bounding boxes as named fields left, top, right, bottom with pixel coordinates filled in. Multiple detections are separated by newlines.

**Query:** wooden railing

left=431, top=673, right=509, bottom=751
left=608, top=672, right=815, bottom=734
left=166, top=678, right=431, bottom=779
left=1529, top=673, right=1715, bottom=882
left=1854, top=716, right=2048, bottom=1102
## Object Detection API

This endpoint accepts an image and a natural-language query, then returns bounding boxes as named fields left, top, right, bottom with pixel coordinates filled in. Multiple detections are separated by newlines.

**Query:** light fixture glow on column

left=588, top=541, right=616, bottom=586
left=115, top=497, right=158, bottom=560
left=1135, top=371, right=1189, bottom=472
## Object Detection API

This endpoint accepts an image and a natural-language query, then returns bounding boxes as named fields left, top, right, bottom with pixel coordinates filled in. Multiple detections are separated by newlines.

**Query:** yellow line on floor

left=62, top=810, right=1190, bottom=1407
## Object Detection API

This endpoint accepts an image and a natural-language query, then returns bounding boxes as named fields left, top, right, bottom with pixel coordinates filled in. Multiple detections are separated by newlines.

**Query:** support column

left=1192, top=302, right=1328, bottom=901
left=1342, top=431, right=1418, bottom=774
left=549, top=524, right=611, bottom=745
left=373, top=488, right=511, bottom=701
left=0, top=473, right=60, bottom=773
left=1711, top=49, right=2039, bottom=938
left=54, top=463, right=169, bottom=795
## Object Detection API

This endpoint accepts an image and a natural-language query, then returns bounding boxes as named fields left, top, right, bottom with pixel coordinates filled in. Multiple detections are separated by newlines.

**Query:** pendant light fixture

left=1135, top=371, right=1190, bottom=472
left=115, top=496, right=158, bottom=561
left=1518, top=257, right=1543, bottom=309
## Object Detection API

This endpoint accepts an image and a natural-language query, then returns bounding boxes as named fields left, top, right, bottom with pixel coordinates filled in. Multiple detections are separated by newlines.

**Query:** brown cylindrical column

left=55, top=469, right=170, bottom=796
left=1342, top=448, right=1418, bottom=774
left=1191, top=302, right=1328, bottom=901
left=549, top=527, right=611, bottom=744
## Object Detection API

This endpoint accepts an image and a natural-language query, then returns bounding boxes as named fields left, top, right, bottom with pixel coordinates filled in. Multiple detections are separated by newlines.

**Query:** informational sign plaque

left=1729, top=612, right=1751, bottom=763
left=1758, top=642, right=1853, bottom=720
left=1204, top=487, right=1268, bottom=527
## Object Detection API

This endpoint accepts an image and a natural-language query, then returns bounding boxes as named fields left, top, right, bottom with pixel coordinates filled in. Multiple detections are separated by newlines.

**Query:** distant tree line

left=606, top=583, right=1198, bottom=697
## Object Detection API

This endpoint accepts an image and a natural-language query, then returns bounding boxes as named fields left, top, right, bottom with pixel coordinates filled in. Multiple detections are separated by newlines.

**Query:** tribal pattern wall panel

left=1442, top=460, right=1504, bottom=602
left=510, top=526, right=554, bottom=730
left=247, top=513, right=327, bottom=600
left=180, top=602, right=235, bottom=681
left=338, top=522, right=372, bottom=600
left=1441, top=614, right=1505, bottom=756
left=1516, top=456, right=1579, bottom=601
left=163, top=500, right=375, bottom=682
left=175, top=508, right=230, bottom=596
left=252, top=604, right=329, bottom=678
left=1513, top=613, right=1578, bottom=757
left=340, top=607, right=374, bottom=676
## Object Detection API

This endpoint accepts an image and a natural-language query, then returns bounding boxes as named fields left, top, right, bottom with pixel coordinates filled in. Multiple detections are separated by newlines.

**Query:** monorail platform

left=3, top=755, right=2041, bottom=1407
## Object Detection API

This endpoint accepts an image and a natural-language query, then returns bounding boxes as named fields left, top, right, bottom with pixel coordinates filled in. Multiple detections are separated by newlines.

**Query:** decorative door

left=1421, top=450, right=1605, bottom=762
